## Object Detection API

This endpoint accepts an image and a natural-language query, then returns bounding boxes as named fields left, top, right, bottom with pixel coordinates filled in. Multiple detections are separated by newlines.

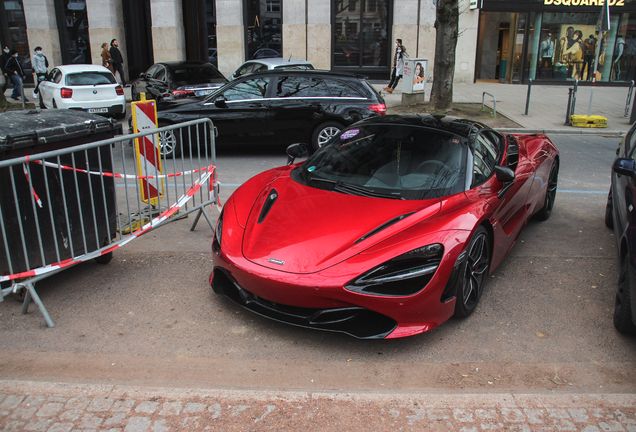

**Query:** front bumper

left=211, top=267, right=397, bottom=339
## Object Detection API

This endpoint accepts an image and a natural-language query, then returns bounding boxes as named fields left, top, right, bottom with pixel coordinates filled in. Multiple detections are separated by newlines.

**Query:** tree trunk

left=429, top=0, right=459, bottom=111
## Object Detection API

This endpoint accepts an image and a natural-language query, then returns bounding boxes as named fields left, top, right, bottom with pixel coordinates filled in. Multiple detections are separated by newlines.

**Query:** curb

left=499, top=128, right=625, bottom=135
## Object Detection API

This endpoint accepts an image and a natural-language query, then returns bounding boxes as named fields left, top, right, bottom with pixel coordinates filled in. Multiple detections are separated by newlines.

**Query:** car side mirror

left=494, top=165, right=516, bottom=183
left=286, top=143, right=309, bottom=165
left=613, top=158, right=636, bottom=177
left=214, top=97, right=228, bottom=108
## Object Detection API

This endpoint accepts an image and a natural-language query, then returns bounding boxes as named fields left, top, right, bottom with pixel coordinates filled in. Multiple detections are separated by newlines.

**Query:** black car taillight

left=367, top=103, right=386, bottom=115
left=212, top=209, right=224, bottom=255
left=346, top=244, right=444, bottom=296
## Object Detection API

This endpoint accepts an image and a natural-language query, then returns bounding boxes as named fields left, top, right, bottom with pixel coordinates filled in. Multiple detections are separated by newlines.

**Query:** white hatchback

left=38, top=65, right=126, bottom=119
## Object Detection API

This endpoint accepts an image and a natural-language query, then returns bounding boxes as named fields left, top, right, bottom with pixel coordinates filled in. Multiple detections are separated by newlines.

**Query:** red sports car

left=210, top=115, right=559, bottom=339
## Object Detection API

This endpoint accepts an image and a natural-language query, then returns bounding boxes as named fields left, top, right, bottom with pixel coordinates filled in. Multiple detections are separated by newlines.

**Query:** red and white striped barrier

left=1, top=165, right=216, bottom=284
left=132, top=99, right=163, bottom=205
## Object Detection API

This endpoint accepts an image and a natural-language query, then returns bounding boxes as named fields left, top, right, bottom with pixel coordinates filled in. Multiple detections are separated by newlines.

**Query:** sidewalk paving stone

left=1, top=381, right=635, bottom=431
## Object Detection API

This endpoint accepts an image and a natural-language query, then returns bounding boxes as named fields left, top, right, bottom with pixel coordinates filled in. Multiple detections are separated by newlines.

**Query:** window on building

left=245, top=0, right=282, bottom=60
left=266, top=0, right=281, bottom=13
left=0, top=0, right=31, bottom=80
left=334, top=0, right=389, bottom=70
left=54, top=0, right=90, bottom=65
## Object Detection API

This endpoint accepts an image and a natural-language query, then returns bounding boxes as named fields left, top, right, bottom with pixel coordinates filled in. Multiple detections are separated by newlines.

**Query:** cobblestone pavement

left=1, top=381, right=635, bottom=431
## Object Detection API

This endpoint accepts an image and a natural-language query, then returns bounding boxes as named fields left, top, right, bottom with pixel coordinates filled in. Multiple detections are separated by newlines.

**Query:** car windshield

left=295, top=124, right=468, bottom=200
left=274, top=64, right=314, bottom=70
left=171, top=65, right=225, bottom=85
left=65, top=72, right=115, bottom=86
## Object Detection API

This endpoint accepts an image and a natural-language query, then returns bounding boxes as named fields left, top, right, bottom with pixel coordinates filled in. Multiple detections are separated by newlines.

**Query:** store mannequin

left=582, top=34, right=597, bottom=80
left=614, top=35, right=626, bottom=80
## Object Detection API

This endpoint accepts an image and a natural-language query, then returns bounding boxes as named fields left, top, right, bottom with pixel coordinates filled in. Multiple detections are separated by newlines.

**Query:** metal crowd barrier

left=0, top=118, right=219, bottom=327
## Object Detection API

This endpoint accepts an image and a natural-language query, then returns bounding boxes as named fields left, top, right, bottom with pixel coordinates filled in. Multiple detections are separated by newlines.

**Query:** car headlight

left=212, top=209, right=224, bottom=255
left=345, top=244, right=444, bottom=296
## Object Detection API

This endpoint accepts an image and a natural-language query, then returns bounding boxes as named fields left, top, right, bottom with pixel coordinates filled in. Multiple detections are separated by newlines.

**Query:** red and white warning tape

left=33, top=159, right=213, bottom=179
left=1, top=164, right=218, bottom=284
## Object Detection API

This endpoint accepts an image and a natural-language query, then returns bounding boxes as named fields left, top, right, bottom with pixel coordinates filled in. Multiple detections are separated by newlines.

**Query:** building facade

left=1, top=0, right=632, bottom=86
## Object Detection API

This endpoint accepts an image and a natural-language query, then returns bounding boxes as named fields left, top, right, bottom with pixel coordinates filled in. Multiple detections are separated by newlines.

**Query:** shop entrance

left=476, top=11, right=527, bottom=84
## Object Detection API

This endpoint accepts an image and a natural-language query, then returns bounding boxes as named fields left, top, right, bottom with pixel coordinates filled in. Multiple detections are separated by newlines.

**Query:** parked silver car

left=230, top=57, right=314, bottom=80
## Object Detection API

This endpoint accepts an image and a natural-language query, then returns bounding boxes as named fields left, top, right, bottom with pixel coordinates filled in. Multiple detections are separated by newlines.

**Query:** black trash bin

left=0, top=109, right=122, bottom=278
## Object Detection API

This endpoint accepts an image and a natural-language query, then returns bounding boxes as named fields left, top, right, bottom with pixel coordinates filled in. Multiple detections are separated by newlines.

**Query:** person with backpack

left=5, top=49, right=27, bottom=101
left=32, top=46, right=48, bottom=97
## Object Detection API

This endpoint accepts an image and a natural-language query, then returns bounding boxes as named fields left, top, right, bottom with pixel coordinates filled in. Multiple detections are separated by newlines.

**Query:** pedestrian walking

left=1, top=45, right=11, bottom=94
left=109, top=39, right=126, bottom=86
left=384, top=39, right=407, bottom=94
left=101, top=42, right=114, bottom=73
left=5, top=49, right=27, bottom=101
left=31, top=46, right=48, bottom=98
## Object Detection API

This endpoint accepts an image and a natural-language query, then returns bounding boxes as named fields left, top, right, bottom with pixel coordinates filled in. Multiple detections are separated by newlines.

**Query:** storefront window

left=0, top=0, right=31, bottom=77
left=479, top=0, right=636, bottom=84
left=334, top=0, right=389, bottom=69
left=54, top=0, right=90, bottom=65
left=206, top=0, right=217, bottom=67
left=245, top=0, right=282, bottom=60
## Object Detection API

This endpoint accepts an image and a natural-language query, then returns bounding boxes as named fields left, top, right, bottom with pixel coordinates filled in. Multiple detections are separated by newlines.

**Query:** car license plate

left=196, top=90, right=213, bottom=96
left=88, top=108, right=108, bottom=113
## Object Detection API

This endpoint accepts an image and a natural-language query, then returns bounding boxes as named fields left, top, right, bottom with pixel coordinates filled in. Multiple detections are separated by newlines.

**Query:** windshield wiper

left=309, top=177, right=336, bottom=185
left=334, top=182, right=404, bottom=200
left=93, top=82, right=112, bottom=86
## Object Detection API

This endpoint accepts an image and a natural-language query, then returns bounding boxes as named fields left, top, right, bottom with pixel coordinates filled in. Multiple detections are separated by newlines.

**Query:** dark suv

left=154, top=69, right=386, bottom=157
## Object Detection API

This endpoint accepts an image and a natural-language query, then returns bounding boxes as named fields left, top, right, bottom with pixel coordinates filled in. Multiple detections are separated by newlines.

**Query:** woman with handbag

left=101, top=43, right=114, bottom=73
left=384, top=39, right=407, bottom=94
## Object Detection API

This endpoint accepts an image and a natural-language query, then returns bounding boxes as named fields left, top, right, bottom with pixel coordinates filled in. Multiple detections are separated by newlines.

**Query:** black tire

left=131, top=85, right=140, bottom=102
left=311, top=121, right=343, bottom=151
left=535, top=160, right=559, bottom=221
left=114, top=109, right=126, bottom=120
left=38, top=93, right=46, bottom=109
left=454, top=226, right=491, bottom=318
left=158, top=127, right=182, bottom=158
left=94, top=252, right=113, bottom=265
left=605, top=189, right=614, bottom=229
left=614, top=254, right=636, bottom=334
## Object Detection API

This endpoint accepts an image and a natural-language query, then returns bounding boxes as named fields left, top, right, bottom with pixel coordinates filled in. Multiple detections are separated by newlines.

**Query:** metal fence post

left=625, top=80, right=634, bottom=118
left=19, top=77, right=25, bottom=109
left=565, top=88, right=574, bottom=125
left=571, top=78, right=578, bottom=116
left=524, top=79, right=532, bottom=116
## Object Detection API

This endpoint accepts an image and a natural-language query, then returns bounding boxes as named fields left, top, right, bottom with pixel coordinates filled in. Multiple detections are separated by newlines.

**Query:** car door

left=614, top=132, right=636, bottom=244
left=146, top=65, right=170, bottom=100
left=464, top=131, right=534, bottom=269
left=200, top=76, right=271, bottom=144
left=267, top=75, right=331, bottom=145
left=39, top=68, right=62, bottom=107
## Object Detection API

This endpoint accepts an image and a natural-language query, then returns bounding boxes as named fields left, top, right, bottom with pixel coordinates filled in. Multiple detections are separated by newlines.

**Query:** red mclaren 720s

left=210, top=114, right=559, bottom=339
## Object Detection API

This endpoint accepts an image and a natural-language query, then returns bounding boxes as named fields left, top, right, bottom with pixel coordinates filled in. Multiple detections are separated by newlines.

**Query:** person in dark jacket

left=5, top=49, right=27, bottom=101
left=1, top=46, right=11, bottom=94
left=109, top=39, right=126, bottom=86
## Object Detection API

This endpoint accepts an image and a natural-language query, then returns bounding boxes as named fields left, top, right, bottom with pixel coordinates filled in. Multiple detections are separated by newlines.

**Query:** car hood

left=241, top=173, right=441, bottom=274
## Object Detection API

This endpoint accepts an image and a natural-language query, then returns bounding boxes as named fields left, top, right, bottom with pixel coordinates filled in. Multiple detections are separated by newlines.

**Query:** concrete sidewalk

left=371, top=80, right=634, bottom=135
left=1, top=381, right=635, bottom=431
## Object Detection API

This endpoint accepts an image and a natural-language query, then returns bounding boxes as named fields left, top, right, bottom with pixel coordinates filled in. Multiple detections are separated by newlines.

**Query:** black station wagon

left=154, top=70, right=386, bottom=157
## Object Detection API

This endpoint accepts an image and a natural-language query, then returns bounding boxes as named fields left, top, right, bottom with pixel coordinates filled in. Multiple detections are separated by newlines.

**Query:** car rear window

left=323, top=78, right=366, bottom=98
left=273, top=64, right=314, bottom=70
left=65, top=72, right=115, bottom=86
left=276, top=76, right=329, bottom=98
left=172, top=65, right=225, bottom=85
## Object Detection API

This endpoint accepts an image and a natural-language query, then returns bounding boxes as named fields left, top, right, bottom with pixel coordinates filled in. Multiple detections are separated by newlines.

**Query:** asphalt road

left=0, top=134, right=635, bottom=397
